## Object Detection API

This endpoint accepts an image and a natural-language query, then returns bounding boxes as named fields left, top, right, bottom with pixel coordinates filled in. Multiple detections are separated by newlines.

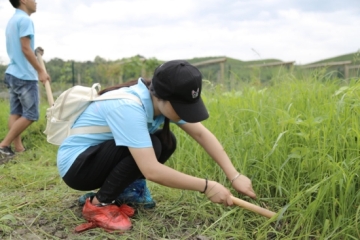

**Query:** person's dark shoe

left=78, top=192, right=96, bottom=206
left=116, top=179, right=156, bottom=209
left=78, top=179, right=156, bottom=209
left=0, top=146, right=15, bottom=157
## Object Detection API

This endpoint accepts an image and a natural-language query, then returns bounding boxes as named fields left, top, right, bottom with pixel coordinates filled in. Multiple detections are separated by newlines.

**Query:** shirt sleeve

left=105, top=103, right=152, bottom=148
left=171, top=119, right=186, bottom=125
left=18, top=17, right=34, bottom=38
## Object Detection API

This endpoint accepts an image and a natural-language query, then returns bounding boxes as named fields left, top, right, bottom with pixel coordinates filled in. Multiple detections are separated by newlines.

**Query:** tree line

left=0, top=55, right=162, bottom=88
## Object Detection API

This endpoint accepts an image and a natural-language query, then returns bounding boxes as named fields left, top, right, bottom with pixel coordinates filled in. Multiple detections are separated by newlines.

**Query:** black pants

left=63, top=130, right=176, bottom=203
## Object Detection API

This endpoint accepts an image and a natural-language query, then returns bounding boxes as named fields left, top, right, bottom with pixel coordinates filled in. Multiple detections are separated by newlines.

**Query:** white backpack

left=43, top=83, right=141, bottom=145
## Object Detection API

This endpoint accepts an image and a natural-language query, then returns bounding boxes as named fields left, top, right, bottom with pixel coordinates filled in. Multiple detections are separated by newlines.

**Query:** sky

left=0, top=0, right=359, bottom=65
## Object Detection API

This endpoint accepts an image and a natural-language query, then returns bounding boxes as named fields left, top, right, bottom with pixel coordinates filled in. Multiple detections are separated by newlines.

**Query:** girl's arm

left=129, top=147, right=234, bottom=206
left=178, top=122, right=256, bottom=199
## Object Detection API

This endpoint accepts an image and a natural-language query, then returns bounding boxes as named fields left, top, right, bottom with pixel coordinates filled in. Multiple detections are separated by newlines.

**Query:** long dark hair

left=99, top=79, right=173, bottom=147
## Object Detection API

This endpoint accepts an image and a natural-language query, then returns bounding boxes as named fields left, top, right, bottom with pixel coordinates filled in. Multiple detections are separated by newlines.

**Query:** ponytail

left=98, top=78, right=151, bottom=95
left=149, top=83, right=173, bottom=148
left=161, top=117, right=173, bottom=148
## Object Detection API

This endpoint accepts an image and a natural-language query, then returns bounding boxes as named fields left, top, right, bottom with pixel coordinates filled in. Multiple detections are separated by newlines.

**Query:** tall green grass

left=0, top=74, right=359, bottom=239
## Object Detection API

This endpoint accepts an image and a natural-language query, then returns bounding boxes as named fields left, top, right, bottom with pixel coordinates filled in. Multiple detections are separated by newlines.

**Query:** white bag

left=43, top=83, right=141, bottom=145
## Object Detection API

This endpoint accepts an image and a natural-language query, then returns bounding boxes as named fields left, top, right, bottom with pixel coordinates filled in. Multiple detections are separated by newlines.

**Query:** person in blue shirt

left=58, top=60, right=257, bottom=232
left=0, top=0, right=50, bottom=158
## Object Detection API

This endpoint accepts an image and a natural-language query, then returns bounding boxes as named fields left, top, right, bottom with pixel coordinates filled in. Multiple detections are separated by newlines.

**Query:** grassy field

left=0, top=74, right=360, bottom=239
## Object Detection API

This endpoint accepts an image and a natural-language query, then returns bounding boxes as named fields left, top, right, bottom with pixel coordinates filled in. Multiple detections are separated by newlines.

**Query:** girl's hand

left=204, top=181, right=233, bottom=206
left=231, top=174, right=257, bottom=199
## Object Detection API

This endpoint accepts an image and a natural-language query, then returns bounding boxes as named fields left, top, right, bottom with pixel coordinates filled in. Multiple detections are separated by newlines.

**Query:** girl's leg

left=63, top=130, right=176, bottom=204
left=115, top=130, right=177, bottom=207
left=153, top=129, right=177, bottom=165
left=97, top=131, right=177, bottom=203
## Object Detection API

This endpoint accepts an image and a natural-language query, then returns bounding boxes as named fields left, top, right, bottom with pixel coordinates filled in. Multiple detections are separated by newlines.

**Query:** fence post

left=344, top=64, right=349, bottom=79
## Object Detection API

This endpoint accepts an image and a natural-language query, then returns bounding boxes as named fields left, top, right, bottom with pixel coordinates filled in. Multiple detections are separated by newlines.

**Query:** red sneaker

left=119, top=204, right=135, bottom=217
left=81, top=198, right=132, bottom=232
left=108, top=204, right=135, bottom=218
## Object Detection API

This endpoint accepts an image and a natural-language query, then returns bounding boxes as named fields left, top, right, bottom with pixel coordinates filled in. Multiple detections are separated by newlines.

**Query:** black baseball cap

left=152, top=60, right=209, bottom=123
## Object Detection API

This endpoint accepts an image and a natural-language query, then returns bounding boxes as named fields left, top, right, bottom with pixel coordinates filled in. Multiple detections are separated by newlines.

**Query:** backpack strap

left=94, top=92, right=143, bottom=103
left=70, top=126, right=112, bottom=135
left=69, top=92, right=142, bottom=136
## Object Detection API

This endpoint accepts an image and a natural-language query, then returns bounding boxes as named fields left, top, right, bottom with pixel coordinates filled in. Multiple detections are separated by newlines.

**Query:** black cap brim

left=170, top=98, right=209, bottom=123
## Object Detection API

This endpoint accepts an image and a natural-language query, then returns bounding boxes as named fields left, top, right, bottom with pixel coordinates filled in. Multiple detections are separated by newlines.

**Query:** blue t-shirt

left=57, top=79, right=184, bottom=177
left=5, top=9, right=38, bottom=80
